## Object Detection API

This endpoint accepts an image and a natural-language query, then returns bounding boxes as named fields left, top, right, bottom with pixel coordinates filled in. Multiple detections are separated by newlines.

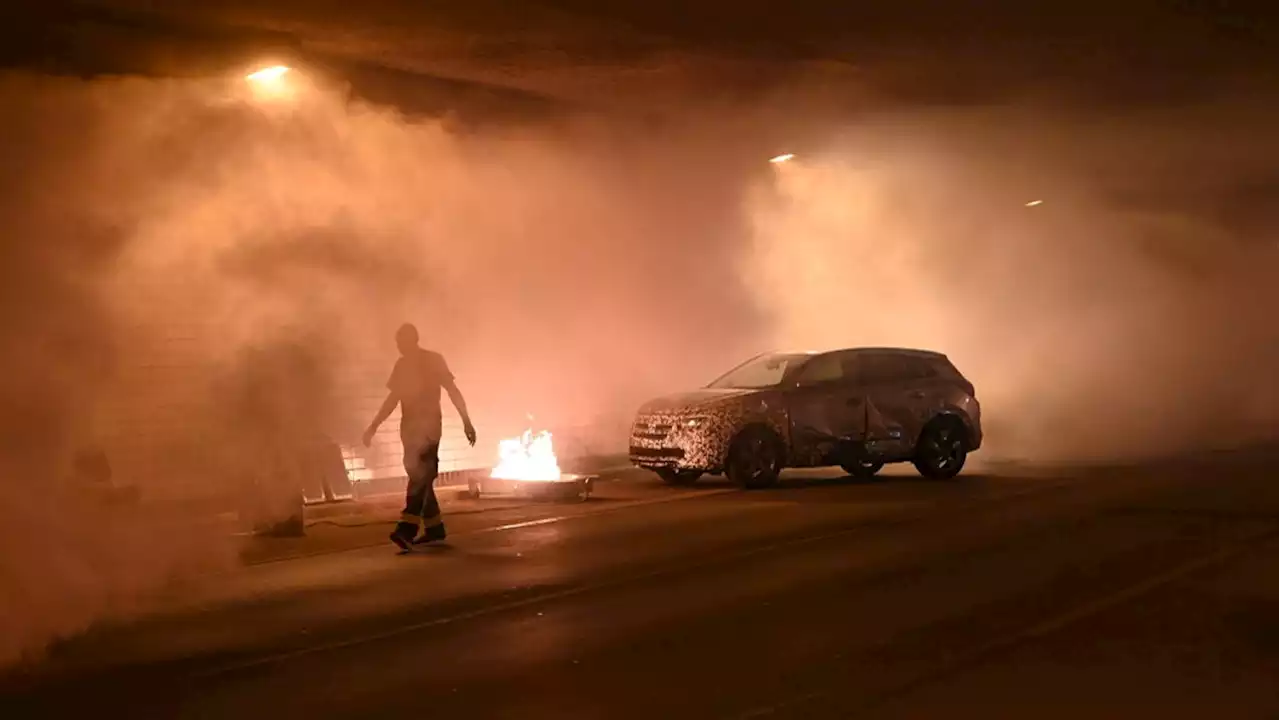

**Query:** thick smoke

left=0, top=66, right=1273, bottom=661
left=0, top=71, right=768, bottom=661
left=747, top=97, right=1277, bottom=461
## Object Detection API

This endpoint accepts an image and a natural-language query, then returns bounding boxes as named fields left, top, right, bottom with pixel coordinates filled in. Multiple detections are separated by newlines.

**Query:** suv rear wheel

left=657, top=469, right=702, bottom=486
left=913, top=416, right=968, bottom=480
left=727, top=425, right=783, bottom=489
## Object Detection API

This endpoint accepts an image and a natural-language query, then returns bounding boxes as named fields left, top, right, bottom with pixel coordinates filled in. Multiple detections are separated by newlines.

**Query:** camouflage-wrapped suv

left=629, top=348, right=982, bottom=488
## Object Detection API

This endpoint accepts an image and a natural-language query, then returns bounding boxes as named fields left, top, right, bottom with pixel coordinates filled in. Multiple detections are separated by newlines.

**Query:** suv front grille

left=629, top=446, right=685, bottom=462
left=632, top=418, right=673, bottom=441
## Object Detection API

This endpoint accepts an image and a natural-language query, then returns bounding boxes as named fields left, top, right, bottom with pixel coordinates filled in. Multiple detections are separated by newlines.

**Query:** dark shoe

left=413, top=524, right=447, bottom=544
left=389, top=531, right=413, bottom=552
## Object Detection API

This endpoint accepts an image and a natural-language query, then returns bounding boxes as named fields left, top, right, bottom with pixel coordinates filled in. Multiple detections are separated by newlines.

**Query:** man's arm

left=362, top=392, right=398, bottom=447
left=444, top=379, right=476, bottom=446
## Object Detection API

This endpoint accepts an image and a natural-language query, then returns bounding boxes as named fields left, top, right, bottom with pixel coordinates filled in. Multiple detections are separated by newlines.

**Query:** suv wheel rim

left=924, top=425, right=965, bottom=470
left=741, top=434, right=776, bottom=480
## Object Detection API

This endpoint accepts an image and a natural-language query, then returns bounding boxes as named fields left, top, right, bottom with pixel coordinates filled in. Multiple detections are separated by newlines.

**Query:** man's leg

left=413, top=444, right=446, bottom=542
left=391, top=442, right=432, bottom=549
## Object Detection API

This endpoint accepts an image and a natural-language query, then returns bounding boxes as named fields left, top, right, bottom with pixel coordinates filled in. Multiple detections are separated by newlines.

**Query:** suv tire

left=913, top=416, right=968, bottom=480
left=727, top=425, right=783, bottom=489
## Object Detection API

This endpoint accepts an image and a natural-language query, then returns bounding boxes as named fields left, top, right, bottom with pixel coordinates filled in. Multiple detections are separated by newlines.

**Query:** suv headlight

left=681, top=417, right=709, bottom=429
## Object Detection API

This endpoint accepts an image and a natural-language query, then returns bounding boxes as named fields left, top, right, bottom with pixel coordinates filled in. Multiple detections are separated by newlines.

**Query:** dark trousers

left=394, top=441, right=444, bottom=538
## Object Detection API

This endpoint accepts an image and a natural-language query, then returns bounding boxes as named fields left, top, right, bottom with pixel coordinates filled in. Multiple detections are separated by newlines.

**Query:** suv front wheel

left=913, top=416, right=968, bottom=480
left=727, top=425, right=783, bottom=489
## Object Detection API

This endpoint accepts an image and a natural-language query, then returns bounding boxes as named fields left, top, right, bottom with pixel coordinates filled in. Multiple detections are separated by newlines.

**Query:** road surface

left=3, top=448, right=1275, bottom=719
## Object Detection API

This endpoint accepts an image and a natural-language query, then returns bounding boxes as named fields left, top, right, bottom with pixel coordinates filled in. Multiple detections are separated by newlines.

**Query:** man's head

left=395, top=323, right=420, bottom=355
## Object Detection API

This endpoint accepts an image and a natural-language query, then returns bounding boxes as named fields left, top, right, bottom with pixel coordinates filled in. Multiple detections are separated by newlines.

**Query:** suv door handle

left=908, top=390, right=926, bottom=398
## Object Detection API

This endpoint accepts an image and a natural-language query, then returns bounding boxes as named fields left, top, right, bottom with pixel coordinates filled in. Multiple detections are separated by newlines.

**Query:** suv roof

left=783, top=347, right=946, bottom=359
left=845, top=347, right=946, bottom=359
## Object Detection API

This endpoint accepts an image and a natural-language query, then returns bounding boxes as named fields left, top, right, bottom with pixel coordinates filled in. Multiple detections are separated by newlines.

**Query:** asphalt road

left=3, top=448, right=1275, bottom=719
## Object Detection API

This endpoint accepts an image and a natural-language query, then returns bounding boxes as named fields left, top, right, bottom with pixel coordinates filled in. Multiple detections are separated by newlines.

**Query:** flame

left=769, top=153, right=795, bottom=164
left=490, top=429, right=562, bottom=482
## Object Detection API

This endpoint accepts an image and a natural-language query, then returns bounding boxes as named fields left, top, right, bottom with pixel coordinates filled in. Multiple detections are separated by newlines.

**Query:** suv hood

left=639, top=388, right=760, bottom=414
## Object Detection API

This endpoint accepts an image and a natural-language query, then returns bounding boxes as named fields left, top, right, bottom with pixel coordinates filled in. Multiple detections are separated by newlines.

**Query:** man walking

left=363, top=323, right=476, bottom=551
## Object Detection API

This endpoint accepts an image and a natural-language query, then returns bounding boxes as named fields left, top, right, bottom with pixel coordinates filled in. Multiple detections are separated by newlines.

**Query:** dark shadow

left=886, top=441, right=1273, bottom=484
left=1229, top=597, right=1279, bottom=659
left=970, top=441, right=1280, bottom=486
left=670, top=440, right=1280, bottom=503
left=776, top=471, right=945, bottom=489
left=678, top=476, right=736, bottom=490
left=400, top=542, right=457, bottom=554
left=1, top=577, right=576, bottom=709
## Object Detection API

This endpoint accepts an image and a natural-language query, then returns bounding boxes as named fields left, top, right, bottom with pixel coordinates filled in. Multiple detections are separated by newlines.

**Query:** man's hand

left=365, top=393, right=398, bottom=448
left=463, top=421, right=477, bottom=447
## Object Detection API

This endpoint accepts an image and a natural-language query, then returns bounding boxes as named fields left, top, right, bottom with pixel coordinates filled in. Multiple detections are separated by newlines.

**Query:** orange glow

left=244, top=65, right=296, bottom=103
left=490, top=428, right=562, bottom=482
left=246, top=65, right=290, bottom=84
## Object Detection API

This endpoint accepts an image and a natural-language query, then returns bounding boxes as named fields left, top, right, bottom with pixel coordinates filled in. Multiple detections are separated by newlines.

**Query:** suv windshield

left=707, top=353, right=808, bottom=389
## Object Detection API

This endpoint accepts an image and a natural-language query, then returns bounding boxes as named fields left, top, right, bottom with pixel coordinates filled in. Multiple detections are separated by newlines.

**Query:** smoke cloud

left=0, top=70, right=770, bottom=661
left=0, top=66, right=1273, bottom=661
left=747, top=98, right=1277, bottom=461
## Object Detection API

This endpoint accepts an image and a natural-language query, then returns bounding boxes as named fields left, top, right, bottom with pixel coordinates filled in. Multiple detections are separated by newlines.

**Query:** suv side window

left=795, top=353, right=846, bottom=387
left=845, top=353, right=906, bottom=385
left=899, top=356, right=938, bottom=381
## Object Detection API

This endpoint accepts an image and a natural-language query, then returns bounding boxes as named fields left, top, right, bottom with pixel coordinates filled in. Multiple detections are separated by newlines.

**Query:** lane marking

left=475, top=488, right=739, bottom=533
left=244, top=487, right=737, bottom=566
left=1020, top=530, right=1276, bottom=640
left=738, top=525, right=1278, bottom=719
left=867, top=528, right=1279, bottom=715
left=480, top=516, right=561, bottom=532
left=197, top=481, right=1074, bottom=678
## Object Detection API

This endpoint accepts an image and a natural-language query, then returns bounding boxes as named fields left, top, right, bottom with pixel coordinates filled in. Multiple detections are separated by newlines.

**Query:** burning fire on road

left=478, top=424, right=595, bottom=501
left=490, top=429, right=562, bottom=482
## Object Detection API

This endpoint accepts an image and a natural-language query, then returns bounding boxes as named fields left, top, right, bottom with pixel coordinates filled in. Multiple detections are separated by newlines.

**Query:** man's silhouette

left=363, top=323, right=476, bottom=551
